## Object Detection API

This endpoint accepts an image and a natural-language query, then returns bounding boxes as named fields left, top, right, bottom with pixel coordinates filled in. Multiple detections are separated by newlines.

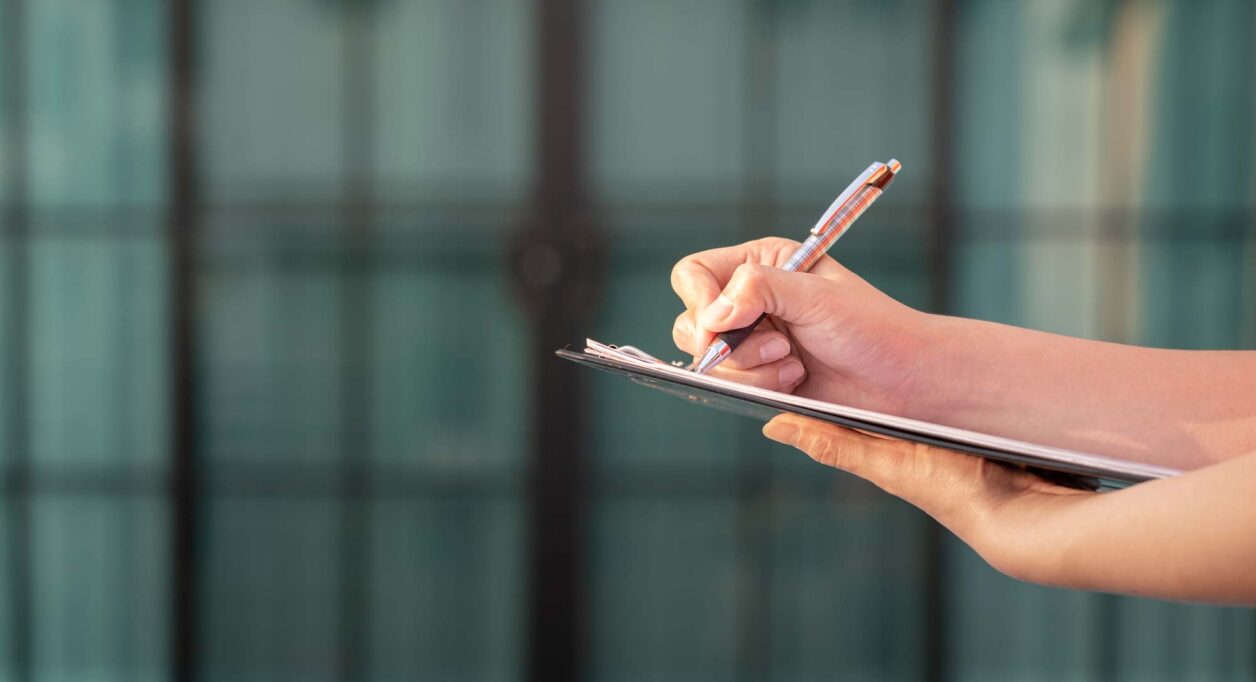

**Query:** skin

left=670, top=237, right=1256, bottom=604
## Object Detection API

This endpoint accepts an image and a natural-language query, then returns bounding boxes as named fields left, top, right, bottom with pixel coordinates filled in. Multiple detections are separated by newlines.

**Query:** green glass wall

left=0, top=0, right=1253, bottom=680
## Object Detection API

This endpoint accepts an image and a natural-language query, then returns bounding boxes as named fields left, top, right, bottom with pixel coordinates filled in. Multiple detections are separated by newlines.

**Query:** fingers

left=707, top=356, right=807, bottom=391
left=670, top=238, right=849, bottom=353
left=763, top=414, right=1100, bottom=587
left=761, top=414, right=1060, bottom=528
left=763, top=414, right=920, bottom=492
left=670, top=237, right=845, bottom=312
left=696, top=263, right=837, bottom=332
left=672, top=310, right=793, bottom=369
left=673, top=310, right=808, bottom=390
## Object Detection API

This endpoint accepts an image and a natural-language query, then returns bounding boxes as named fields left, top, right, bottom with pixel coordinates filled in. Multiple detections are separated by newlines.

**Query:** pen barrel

left=787, top=186, right=883, bottom=272
left=718, top=188, right=882, bottom=355
left=715, top=312, right=767, bottom=352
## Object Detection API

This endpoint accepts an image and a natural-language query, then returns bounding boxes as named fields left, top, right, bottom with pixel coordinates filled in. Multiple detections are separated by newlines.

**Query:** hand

left=763, top=413, right=1095, bottom=585
left=670, top=237, right=935, bottom=416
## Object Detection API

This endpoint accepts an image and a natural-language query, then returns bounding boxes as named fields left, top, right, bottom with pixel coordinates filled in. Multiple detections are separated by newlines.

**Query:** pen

left=692, top=158, right=902, bottom=374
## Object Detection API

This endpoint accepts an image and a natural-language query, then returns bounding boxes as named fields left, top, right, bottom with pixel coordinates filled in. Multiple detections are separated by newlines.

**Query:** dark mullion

left=517, top=1, right=599, bottom=681
left=2, top=0, right=32, bottom=679
left=336, top=2, right=374, bottom=680
left=923, top=2, right=957, bottom=681
left=733, top=1, right=776, bottom=680
left=168, top=0, right=202, bottom=678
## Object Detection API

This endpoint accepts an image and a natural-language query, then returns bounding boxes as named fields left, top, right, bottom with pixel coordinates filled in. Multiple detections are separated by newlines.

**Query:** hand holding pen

left=691, top=159, right=901, bottom=374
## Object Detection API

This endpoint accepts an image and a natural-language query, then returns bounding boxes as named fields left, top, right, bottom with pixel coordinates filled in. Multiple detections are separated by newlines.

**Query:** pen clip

left=810, top=162, right=883, bottom=236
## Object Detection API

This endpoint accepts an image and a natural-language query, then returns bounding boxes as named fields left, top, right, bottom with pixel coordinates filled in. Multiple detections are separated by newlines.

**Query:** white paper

left=584, top=338, right=1182, bottom=482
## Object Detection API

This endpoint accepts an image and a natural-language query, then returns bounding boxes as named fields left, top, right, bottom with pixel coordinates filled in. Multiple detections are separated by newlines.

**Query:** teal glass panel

left=370, top=0, right=534, bottom=203
left=1138, top=227, right=1250, bottom=349
left=201, top=497, right=340, bottom=682
left=948, top=539, right=1102, bottom=681
left=589, top=498, right=740, bottom=682
left=0, top=243, right=10, bottom=467
left=368, top=229, right=526, bottom=476
left=1142, top=0, right=1254, bottom=213
left=954, top=0, right=1024, bottom=212
left=0, top=1, right=7, bottom=208
left=588, top=0, right=747, bottom=203
left=369, top=497, right=523, bottom=681
left=25, top=0, right=166, bottom=208
left=953, top=222, right=1027, bottom=326
left=1139, top=0, right=1255, bottom=350
left=769, top=0, right=936, bottom=208
left=199, top=0, right=346, bottom=204
left=200, top=217, right=345, bottom=469
left=1113, top=599, right=1256, bottom=680
left=31, top=495, right=169, bottom=682
left=952, top=0, right=1024, bottom=326
left=0, top=507, right=11, bottom=679
left=767, top=488, right=926, bottom=681
left=28, top=232, right=167, bottom=472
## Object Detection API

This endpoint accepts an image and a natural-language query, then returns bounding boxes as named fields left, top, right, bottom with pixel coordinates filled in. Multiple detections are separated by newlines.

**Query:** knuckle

left=801, top=431, right=843, bottom=468
left=757, top=236, right=802, bottom=254
left=729, top=262, right=766, bottom=294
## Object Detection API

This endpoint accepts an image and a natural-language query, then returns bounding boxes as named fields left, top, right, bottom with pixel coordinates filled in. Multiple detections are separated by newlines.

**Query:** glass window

left=370, top=0, right=534, bottom=204
left=200, top=0, right=347, bottom=204
left=200, top=216, right=347, bottom=469
left=369, top=497, right=523, bottom=681
left=26, top=0, right=166, bottom=208
left=588, top=0, right=748, bottom=204
left=29, top=232, right=167, bottom=473
left=200, top=497, right=341, bottom=682
left=32, top=495, right=169, bottom=681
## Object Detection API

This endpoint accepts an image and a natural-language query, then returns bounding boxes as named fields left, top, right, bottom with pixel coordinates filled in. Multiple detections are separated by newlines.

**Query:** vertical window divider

left=732, top=1, right=776, bottom=679
left=337, top=2, right=374, bottom=680
left=2, top=0, right=31, bottom=678
left=924, top=2, right=957, bottom=681
left=513, top=1, right=601, bottom=681
left=168, top=0, right=201, bottom=678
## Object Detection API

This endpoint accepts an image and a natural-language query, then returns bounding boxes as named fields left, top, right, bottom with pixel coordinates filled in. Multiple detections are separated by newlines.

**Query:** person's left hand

left=763, top=413, right=1097, bottom=584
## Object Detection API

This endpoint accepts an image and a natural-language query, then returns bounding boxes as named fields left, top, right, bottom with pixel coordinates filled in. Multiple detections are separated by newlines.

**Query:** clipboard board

left=558, top=340, right=1182, bottom=489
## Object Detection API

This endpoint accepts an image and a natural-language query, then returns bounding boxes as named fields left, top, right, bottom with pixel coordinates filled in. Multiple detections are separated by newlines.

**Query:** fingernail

left=778, top=359, right=805, bottom=386
left=698, top=295, right=733, bottom=327
left=763, top=420, right=799, bottom=445
left=760, top=338, right=789, bottom=363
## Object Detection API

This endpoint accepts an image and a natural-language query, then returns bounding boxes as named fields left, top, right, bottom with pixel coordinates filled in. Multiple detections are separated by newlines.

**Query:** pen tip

left=693, top=343, right=726, bottom=374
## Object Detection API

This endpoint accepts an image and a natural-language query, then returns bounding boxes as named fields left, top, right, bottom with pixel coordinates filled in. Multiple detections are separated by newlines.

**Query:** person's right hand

left=670, top=237, right=936, bottom=417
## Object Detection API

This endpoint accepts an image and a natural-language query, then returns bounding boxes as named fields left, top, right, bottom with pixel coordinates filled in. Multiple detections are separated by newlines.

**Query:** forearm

left=915, top=314, right=1256, bottom=469
left=990, top=450, right=1256, bottom=603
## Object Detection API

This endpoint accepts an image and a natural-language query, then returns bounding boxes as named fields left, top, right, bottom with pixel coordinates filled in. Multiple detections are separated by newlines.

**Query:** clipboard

left=558, top=340, right=1182, bottom=489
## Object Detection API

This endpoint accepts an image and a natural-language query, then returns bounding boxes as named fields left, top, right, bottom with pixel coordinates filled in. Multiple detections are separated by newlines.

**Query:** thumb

left=697, top=263, right=834, bottom=332
left=763, top=413, right=973, bottom=526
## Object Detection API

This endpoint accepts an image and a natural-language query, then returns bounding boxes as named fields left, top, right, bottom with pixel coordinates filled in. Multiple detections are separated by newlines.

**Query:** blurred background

left=0, top=0, right=1254, bottom=680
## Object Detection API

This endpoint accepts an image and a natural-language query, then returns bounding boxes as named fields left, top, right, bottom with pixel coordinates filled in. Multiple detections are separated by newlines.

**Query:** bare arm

left=998, top=448, right=1256, bottom=601
left=919, top=315, right=1256, bottom=470
left=672, top=239, right=1256, bottom=603
left=669, top=238, right=1256, bottom=471
left=765, top=413, right=1256, bottom=604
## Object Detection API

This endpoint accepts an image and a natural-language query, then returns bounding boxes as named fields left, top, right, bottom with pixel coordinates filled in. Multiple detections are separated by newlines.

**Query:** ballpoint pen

left=692, top=158, right=902, bottom=374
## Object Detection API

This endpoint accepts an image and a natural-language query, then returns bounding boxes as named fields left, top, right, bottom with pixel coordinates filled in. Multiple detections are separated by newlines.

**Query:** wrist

left=891, top=312, right=972, bottom=423
left=973, top=490, right=1091, bottom=588
left=901, top=313, right=1003, bottom=426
